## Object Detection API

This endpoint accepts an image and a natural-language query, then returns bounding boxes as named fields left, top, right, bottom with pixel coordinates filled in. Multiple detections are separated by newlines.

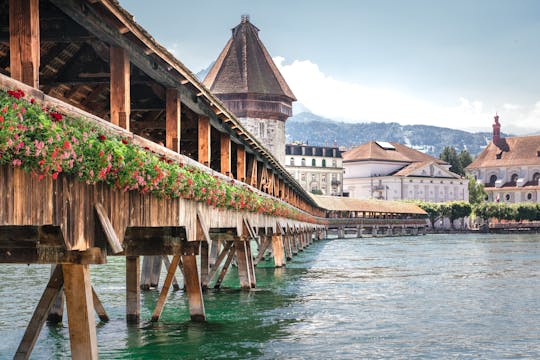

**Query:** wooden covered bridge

left=313, top=195, right=428, bottom=238
left=0, top=0, right=426, bottom=358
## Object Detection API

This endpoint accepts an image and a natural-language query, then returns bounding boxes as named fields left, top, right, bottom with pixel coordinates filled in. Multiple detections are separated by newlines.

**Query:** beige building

left=467, top=115, right=540, bottom=203
left=285, top=144, right=344, bottom=196
left=343, top=141, right=468, bottom=202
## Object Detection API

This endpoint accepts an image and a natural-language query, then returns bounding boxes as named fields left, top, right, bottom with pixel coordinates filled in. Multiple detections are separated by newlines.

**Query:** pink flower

left=12, top=159, right=22, bottom=166
left=49, top=112, right=63, bottom=121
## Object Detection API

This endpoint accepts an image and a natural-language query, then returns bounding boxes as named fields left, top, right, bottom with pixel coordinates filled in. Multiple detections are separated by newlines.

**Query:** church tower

left=203, top=15, right=296, bottom=165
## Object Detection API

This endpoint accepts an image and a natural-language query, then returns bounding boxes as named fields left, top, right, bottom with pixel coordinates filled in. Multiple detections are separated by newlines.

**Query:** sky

left=119, top=1, right=540, bottom=135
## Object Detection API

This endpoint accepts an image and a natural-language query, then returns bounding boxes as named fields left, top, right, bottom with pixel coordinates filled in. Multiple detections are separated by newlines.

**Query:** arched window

left=322, top=159, right=326, bottom=167
left=505, top=194, right=510, bottom=201
left=289, top=158, right=295, bottom=166
left=510, top=173, right=518, bottom=184
left=533, top=172, right=540, bottom=184
left=489, top=175, right=497, bottom=186
left=301, top=158, right=306, bottom=166
left=527, top=193, right=533, bottom=200
left=312, top=159, right=316, bottom=167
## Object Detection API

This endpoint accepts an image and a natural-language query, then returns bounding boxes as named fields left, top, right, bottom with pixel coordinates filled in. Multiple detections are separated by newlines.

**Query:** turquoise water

left=1, top=233, right=539, bottom=359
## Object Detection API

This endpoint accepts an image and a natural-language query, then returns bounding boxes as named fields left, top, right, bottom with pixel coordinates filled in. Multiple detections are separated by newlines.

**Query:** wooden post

left=236, top=146, right=246, bottom=182
left=214, top=244, right=235, bottom=289
left=47, top=265, right=64, bottom=324
left=181, top=253, right=206, bottom=322
left=245, top=239, right=256, bottom=288
left=9, top=0, right=40, bottom=88
left=140, top=256, right=153, bottom=290
left=110, top=47, right=130, bottom=130
left=149, top=256, right=162, bottom=288
left=234, top=239, right=251, bottom=289
left=15, top=265, right=63, bottom=359
left=271, top=231, right=286, bottom=268
left=250, top=158, right=258, bottom=188
left=63, top=264, right=98, bottom=359
left=200, top=240, right=210, bottom=290
left=198, top=116, right=210, bottom=167
left=166, top=88, right=180, bottom=152
left=126, top=256, right=140, bottom=323
left=220, top=132, right=231, bottom=176
left=151, top=255, right=181, bottom=322
left=283, top=233, right=293, bottom=260
left=162, top=256, right=181, bottom=291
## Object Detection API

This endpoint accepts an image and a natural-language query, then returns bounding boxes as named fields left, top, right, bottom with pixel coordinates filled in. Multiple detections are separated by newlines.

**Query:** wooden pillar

left=200, top=240, right=210, bottom=290
left=63, top=264, right=98, bottom=359
left=220, top=133, right=231, bottom=176
left=9, top=0, right=40, bottom=88
left=245, top=240, right=256, bottom=288
left=181, top=254, right=206, bottom=321
left=110, top=47, right=130, bottom=130
left=234, top=239, right=252, bottom=289
left=250, top=158, right=258, bottom=188
left=236, top=146, right=246, bottom=182
left=149, top=256, right=162, bottom=288
left=166, top=88, right=180, bottom=152
left=198, top=116, right=210, bottom=167
left=271, top=233, right=286, bottom=268
left=283, top=233, right=293, bottom=260
left=47, top=265, right=64, bottom=324
left=140, top=256, right=153, bottom=290
left=126, top=256, right=140, bottom=323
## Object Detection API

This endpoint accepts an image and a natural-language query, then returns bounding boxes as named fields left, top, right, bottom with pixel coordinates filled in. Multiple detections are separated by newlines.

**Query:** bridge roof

left=311, top=195, right=427, bottom=215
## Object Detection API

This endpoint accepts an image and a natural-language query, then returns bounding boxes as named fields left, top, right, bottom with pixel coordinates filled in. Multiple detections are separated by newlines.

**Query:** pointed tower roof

left=203, top=15, right=296, bottom=101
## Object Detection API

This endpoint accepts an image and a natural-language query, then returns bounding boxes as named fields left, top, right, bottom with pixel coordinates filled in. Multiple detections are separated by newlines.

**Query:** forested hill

left=286, top=112, right=512, bottom=157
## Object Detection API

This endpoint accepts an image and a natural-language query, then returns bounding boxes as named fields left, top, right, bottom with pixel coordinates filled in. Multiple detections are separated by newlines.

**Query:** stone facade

left=240, top=117, right=286, bottom=165
left=285, top=144, right=344, bottom=196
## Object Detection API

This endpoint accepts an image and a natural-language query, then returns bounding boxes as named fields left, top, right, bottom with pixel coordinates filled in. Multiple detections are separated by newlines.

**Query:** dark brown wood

left=253, top=235, right=272, bottom=266
left=14, top=265, right=63, bottom=360
left=205, top=241, right=233, bottom=285
left=181, top=255, right=206, bottom=321
left=0, top=247, right=106, bottom=264
left=110, top=46, right=130, bottom=130
left=245, top=240, right=256, bottom=288
left=198, top=116, right=210, bottom=166
left=9, top=0, right=40, bottom=88
left=200, top=240, right=209, bottom=290
left=214, top=243, right=236, bottom=289
left=126, top=256, right=140, bottom=323
left=236, top=146, right=246, bottom=182
left=151, top=255, right=181, bottom=322
left=220, top=132, right=231, bottom=176
left=166, top=88, right=180, bottom=152
left=62, top=264, right=98, bottom=359
left=149, top=255, right=162, bottom=288
left=162, top=255, right=180, bottom=291
left=91, top=287, right=109, bottom=322
left=94, top=203, right=123, bottom=254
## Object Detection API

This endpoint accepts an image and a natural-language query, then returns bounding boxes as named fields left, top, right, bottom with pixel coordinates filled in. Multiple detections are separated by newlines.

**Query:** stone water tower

left=203, top=15, right=296, bottom=165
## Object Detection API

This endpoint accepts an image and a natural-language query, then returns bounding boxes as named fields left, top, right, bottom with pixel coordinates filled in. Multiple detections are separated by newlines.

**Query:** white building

left=285, top=144, right=344, bottom=196
left=466, top=115, right=540, bottom=203
left=343, top=141, right=468, bottom=202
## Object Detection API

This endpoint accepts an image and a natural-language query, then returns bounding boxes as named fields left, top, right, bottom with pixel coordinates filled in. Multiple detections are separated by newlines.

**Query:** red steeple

left=492, top=114, right=501, bottom=145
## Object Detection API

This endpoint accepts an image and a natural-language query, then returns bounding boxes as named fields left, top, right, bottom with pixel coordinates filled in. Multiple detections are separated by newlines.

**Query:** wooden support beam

left=162, top=256, right=180, bottom=291
left=166, top=88, right=180, bottom=152
left=14, top=265, right=63, bottom=360
left=214, top=243, right=235, bottom=289
left=220, top=132, right=231, bottom=176
left=140, top=256, right=152, bottom=290
left=205, top=241, right=233, bottom=285
left=110, top=46, right=130, bottom=130
left=91, top=287, right=109, bottom=322
left=245, top=240, right=256, bottom=288
left=253, top=235, right=273, bottom=266
left=94, top=203, right=123, bottom=254
left=0, top=247, right=106, bottom=264
left=181, top=254, right=206, bottom=322
left=236, top=146, right=246, bottom=182
left=250, top=159, right=258, bottom=188
left=149, top=255, right=162, bottom=288
left=272, top=232, right=286, bottom=268
left=151, top=255, right=181, bottom=322
left=234, top=239, right=251, bottom=289
left=62, top=264, right=98, bottom=359
left=9, top=0, right=40, bottom=88
left=198, top=115, right=210, bottom=166
left=126, top=256, right=140, bottom=323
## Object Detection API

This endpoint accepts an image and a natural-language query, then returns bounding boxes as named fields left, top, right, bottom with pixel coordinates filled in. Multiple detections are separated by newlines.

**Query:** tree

left=467, top=175, right=487, bottom=204
left=417, top=201, right=441, bottom=228
left=440, top=146, right=463, bottom=175
left=458, top=150, right=473, bottom=170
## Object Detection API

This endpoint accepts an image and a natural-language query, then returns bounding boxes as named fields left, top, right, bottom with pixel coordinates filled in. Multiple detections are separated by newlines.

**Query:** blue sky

left=119, top=1, right=540, bottom=134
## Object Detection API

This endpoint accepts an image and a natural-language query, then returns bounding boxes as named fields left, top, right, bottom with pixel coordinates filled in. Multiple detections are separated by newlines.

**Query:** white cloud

left=274, top=57, right=540, bottom=135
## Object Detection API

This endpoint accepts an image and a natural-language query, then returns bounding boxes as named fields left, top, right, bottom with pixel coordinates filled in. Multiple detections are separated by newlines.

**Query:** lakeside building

left=203, top=15, right=295, bottom=165
left=285, top=144, right=344, bottom=196
left=466, top=116, right=540, bottom=203
left=343, top=141, right=468, bottom=202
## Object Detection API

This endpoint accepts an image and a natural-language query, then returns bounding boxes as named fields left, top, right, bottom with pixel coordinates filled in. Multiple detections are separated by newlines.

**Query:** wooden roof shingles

left=311, top=195, right=427, bottom=215
left=343, top=141, right=447, bottom=164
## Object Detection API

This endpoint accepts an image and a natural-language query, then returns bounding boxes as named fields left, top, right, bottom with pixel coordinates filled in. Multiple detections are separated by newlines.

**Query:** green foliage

left=473, top=202, right=540, bottom=223
left=467, top=175, right=487, bottom=204
left=439, top=146, right=474, bottom=177
left=310, top=189, right=323, bottom=195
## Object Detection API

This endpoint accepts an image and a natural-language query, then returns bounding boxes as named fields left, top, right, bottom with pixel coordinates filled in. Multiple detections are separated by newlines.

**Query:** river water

left=0, top=233, right=539, bottom=359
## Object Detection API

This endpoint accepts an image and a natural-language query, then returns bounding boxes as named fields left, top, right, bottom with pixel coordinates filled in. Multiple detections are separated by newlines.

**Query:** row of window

left=296, top=173, right=340, bottom=182
left=487, top=172, right=540, bottom=186
left=288, top=157, right=339, bottom=168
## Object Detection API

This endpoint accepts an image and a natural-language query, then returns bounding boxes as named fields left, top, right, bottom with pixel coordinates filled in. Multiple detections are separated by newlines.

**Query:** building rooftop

left=343, top=141, right=447, bottom=164
left=203, top=16, right=296, bottom=100
left=467, top=135, right=540, bottom=169
left=311, top=195, right=427, bottom=215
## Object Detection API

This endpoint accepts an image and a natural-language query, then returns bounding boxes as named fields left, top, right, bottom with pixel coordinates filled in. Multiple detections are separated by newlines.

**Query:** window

left=312, top=159, right=316, bottom=167
left=533, top=172, right=540, bottom=184
left=301, top=158, right=306, bottom=166
left=322, top=174, right=326, bottom=182
left=510, top=173, right=518, bottom=184
left=505, top=194, right=510, bottom=201
left=322, top=159, right=326, bottom=167
left=527, top=193, right=533, bottom=200
left=289, top=158, right=295, bottom=166
left=332, top=160, right=337, bottom=168
left=311, top=174, right=316, bottom=181
left=489, top=175, right=497, bottom=185
left=300, top=173, right=306, bottom=181
left=259, top=123, right=265, bottom=138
